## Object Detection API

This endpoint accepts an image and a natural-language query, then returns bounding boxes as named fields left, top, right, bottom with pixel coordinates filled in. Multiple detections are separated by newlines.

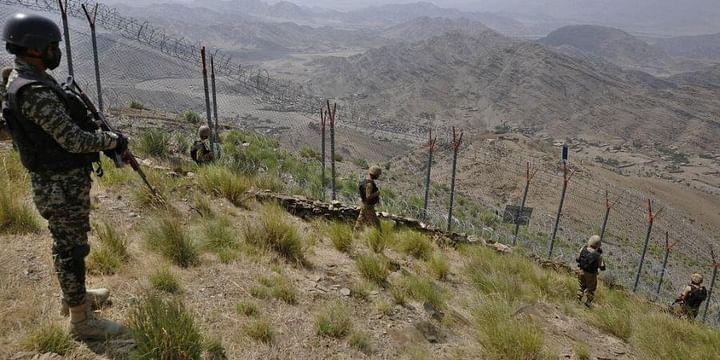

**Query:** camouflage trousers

left=671, top=303, right=700, bottom=321
left=354, top=204, right=379, bottom=233
left=576, top=270, right=598, bottom=304
left=31, top=167, right=92, bottom=307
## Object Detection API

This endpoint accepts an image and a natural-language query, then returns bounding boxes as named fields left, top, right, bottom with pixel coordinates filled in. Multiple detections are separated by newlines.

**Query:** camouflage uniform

left=354, top=167, right=382, bottom=233
left=4, top=59, right=114, bottom=307
left=575, top=235, right=605, bottom=306
left=191, top=125, right=214, bottom=164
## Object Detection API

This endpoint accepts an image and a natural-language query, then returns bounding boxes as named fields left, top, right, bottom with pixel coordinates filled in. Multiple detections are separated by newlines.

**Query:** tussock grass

left=253, top=274, right=298, bottom=304
left=132, top=169, right=173, bottom=209
left=351, top=280, right=374, bottom=301
left=427, top=254, right=450, bottom=280
left=400, top=275, right=446, bottom=309
left=135, top=128, right=171, bottom=158
left=389, top=284, right=407, bottom=306
left=197, top=165, right=252, bottom=207
left=203, top=216, right=240, bottom=263
left=236, top=302, right=259, bottom=317
left=0, top=150, right=27, bottom=182
left=144, top=215, right=199, bottom=268
left=244, top=319, right=274, bottom=343
left=633, top=312, right=720, bottom=359
left=253, top=173, right=285, bottom=193
left=315, top=302, right=352, bottom=338
left=22, top=323, right=76, bottom=355
left=87, top=222, right=129, bottom=275
left=375, top=299, right=393, bottom=316
left=364, top=220, right=395, bottom=253
left=396, top=230, right=433, bottom=260
left=193, top=193, right=215, bottom=218
left=244, top=203, right=306, bottom=263
left=325, top=222, right=353, bottom=253
left=473, top=298, right=550, bottom=360
left=349, top=331, right=372, bottom=355
left=203, top=337, right=227, bottom=360
left=149, top=267, right=181, bottom=294
left=0, top=182, right=41, bottom=235
left=355, top=254, right=389, bottom=285
left=128, top=294, right=203, bottom=359
left=97, top=156, right=133, bottom=187
left=574, top=342, right=591, bottom=360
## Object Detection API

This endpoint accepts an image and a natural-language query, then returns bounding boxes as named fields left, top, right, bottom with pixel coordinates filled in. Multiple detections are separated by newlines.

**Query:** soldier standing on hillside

left=354, top=165, right=382, bottom=233
left=575, top=235, right=606, bottom=307
left=671, top=273, right=708, bottom=321
left=2, top=13, right=126, bottom=339
left=190, top=125, right=214, bottom=164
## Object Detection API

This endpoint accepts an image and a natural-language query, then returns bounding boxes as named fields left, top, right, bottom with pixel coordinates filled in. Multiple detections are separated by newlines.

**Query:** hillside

left=306, top=29, right=720, bottom=153
left=669, top=64, right=720, bottom=88
left=538, top=25, right=677, bottom=75
left=653, top=33, right=720, bottom=62
left=380, top=17, right=493, bottom=43
left=1, top=111, right=719, bottom=359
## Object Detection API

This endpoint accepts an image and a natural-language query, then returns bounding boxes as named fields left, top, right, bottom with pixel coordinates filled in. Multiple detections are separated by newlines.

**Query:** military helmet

left=2, top=13, right=61, bottom=50
left=369, top=165, right=382, bottom=178
left=587, top=235, right=601, bottom=249
left=198, top=125, right=211, bottom=138
left=691, top=273, right=703, bottom=285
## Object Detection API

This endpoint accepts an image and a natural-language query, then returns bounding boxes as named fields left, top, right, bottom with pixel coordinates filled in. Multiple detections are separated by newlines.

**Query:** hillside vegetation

left=0, top=116, right=718, bottom=359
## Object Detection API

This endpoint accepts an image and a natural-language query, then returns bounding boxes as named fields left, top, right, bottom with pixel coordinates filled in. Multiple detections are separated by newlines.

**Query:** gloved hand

left=114, top=133, right=129, bottom=155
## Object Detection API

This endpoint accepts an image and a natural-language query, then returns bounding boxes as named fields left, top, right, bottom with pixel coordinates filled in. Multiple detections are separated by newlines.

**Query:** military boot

left=69, top=300, right=125, bottom=340
left=61, top=288, right=110, bottom=316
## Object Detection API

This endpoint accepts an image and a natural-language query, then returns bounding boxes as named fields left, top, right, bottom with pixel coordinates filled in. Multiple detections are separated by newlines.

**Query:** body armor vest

left=359, top=179, right=379, bottom=206
left=2, top=70, right=99, bottom=173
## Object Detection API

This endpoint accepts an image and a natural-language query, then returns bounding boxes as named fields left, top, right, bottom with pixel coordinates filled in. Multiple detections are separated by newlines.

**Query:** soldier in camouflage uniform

left=190, top=125, right=214, bottom=164
left=671, top=273, right=708, bottom=321
left=2, top=13, right=126, bottom=339
left=354, top=165, right=382, bottom=233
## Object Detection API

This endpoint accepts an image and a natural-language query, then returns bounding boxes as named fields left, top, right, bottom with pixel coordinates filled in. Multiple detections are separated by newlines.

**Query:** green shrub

left=244, top=318, right=274, bottom=343
left=149, top=267, right=181, bottom=294
left=197, top=165, right=252, bottom=207
left=356, top=254, right=389, bottom=285
left=325, top=222, right=353, bottom=253
left=136, top=128, right=171, bottom=158
left=300, top=146, right=321, bottom=161
left=315, top=302, right=352, bottom=338
left=236, top=302, right=259, bottom=317
left=349, top=330, right=372, bottom=354
left=22, top=324, right=76, bottom=355
left=174, top=132, right=192, bottom=154
left=182, top=110, right=202, bottom=124
left=144, top=216, right=199, bottom=268
left=397, top=230, right=433, bottom=260
left=244, top=203, right=305, bottom=263
left=130, top=100, right=145, bottom=110
left=128, top=294, right=203, bottom=359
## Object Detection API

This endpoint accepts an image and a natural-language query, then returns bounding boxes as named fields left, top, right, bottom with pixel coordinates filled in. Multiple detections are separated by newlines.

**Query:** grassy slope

left=0, top=127, right=718, bottom=359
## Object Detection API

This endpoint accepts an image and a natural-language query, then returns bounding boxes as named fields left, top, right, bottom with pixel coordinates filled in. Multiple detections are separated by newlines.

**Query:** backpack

left=686, top=285, right=708, bottom=308
left=190, top=140, right=205, bottom=163
left=577, top=246, right=601, bottom=272
left=358, top=179, right=379, bottom=206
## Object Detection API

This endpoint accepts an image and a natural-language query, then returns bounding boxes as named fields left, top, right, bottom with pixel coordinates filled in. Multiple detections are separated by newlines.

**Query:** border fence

left=0, top=0, right=718, bottom=327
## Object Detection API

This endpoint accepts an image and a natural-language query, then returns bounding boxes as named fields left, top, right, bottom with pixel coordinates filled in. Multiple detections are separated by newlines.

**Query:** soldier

left=190, top=125, right=214, bottom=164
left=575, top=235, right=606, bottom=307
left=1, top=13, right=126, bottom=339
left=671, top=273, right=708, bottom=320
left=354, top=165, right=382, bottom=233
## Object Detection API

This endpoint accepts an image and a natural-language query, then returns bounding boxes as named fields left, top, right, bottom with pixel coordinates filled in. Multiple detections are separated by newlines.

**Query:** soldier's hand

left=108, top=132, right=129, bottom=154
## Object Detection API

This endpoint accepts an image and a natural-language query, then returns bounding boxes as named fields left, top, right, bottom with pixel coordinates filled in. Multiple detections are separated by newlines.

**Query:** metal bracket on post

left=422, top=129, right=437, bottom=219
left=57, top=0, right=74, bottom=77
left=656, top=231, right=679, bottom=295
left=447, top=127, right=463, bottom=233
left=702, top=250, right=720, bottom=323
left=81, top=3, right=103, bottom=113
left=548, top=161, right=575, bottom=257
left=633, top=199, right=660, bottom=293
left=513, top=161, right=538, bottom=245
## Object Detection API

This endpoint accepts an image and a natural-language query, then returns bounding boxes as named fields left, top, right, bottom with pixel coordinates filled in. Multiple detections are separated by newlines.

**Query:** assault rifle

left=63, top=77, right=161, bottom=199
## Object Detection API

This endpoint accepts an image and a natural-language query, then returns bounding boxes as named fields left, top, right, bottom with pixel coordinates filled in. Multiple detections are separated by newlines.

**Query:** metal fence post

left=447, top=127, right=463, bottom=233
left=200, top=47, right=214, bottom=153
left=320, top=107, right=327, bottom=200
left=548, top=162, right=575, bottom=257
left=327, top=100, right=337, bottom=201
left=599, top=191, right=616, bottom=242
left=210, top=55, right=219, bottom=142
left=703, top=251, right=719, bottom=323
left=82, top=4, right=103, bottom=112
left=423, top=130, right=436, bottom=218
left=513, top=162, right=537, bottom=245
left=633, top=199, right=657, bottom=293
left=57, top=0, right=74, bottom=77
left=656, top=232, right=678, bottom=295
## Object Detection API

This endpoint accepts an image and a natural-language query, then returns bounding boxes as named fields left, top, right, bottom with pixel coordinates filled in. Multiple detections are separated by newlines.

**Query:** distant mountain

left=669, top=65, right=720, bottom=89
left=653, top=33, right=720, bottom=62
left=381, top=17, right=492, bottom=43
left=538, top=25, right=676, bottom=75
left=306, top=30, right=720, bottom=152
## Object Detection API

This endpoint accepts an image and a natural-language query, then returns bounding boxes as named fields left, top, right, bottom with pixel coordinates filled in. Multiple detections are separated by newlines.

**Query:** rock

left=493, top=242, right=512, bottom=253
left=340, top=288, right=351, bottom=296
left=414, top=321, right=445, bottom=344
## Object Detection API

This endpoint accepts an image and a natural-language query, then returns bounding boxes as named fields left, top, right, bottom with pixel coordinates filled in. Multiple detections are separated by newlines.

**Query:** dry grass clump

left=236, top=302, right=259, bottom=317
left=251, top=274, right=298, bottom=304
left=96, top=156, right=133, bottom=187
left=399, top=275, right=446, bottom=309
left=197, top=165, right=252, bottom=207
left=22, top=323, right=76, bottom=355
left=144, top=215, right=199, bottom=268
left=364, top=221, right=395, bottom=253
left=355, top=254, right=389, bottom=285
left=244, top=203, right=306, bottom=263
left=349, top=330, right=373, bottom=355
left=375, top=299, right=393, bottom=316
left=350, top=280, right=374, bottom=301
left=87, top=222, right=129, bottom=275
left=324, top=221, right=353, bottom=253
left=0, top=152, right=40, bottom=234
left=193, top=193, right=215, bottom=218
left=127, top=294, right=204, bottom=359
left=149, top=267, right=181, bottom=294
left=132, top=169, right=173, bottom=209
left=574, top=342, right=591, bottom=360
left=427, top=253, right=450, bottom=280
left=203, top=216, right=241, bottom=263
left=244, top=318, right=274, bottom=343
left=135, top=128, right=171, bottom=158
left=315, top=302, right=353, bottom=338
left=396, top=230, right=433, bottom=260
left=203, top=337, right=227, bottom=360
